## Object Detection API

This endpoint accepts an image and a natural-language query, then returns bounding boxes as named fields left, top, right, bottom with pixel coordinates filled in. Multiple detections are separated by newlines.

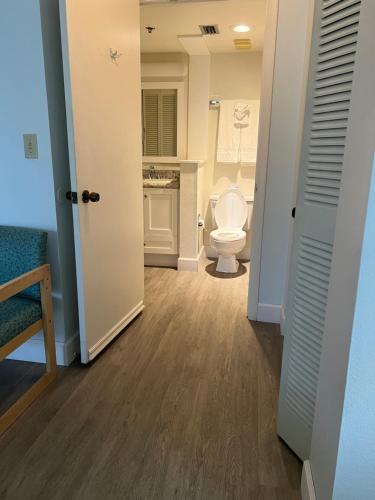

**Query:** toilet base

left=216, top=254, right=239, bottom=274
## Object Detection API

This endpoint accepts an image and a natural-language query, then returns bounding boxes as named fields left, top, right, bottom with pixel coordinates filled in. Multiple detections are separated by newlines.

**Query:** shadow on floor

left=205, top=259, right=248, bottom=279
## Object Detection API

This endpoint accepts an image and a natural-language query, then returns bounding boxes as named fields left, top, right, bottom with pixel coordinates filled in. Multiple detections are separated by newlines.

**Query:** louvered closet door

left=278, top=0, right=362, bottom=460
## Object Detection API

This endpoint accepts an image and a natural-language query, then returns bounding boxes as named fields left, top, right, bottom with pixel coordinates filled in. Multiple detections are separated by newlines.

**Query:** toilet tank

left=210, top=194, right=254, bottom=230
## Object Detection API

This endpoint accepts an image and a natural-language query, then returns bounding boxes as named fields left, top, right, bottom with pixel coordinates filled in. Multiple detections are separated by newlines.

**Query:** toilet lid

left=215, top=187, right=247, bottom=229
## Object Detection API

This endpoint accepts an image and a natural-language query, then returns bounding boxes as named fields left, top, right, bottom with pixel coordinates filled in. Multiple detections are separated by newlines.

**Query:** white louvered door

left=278, top=0, right=362, bottom=460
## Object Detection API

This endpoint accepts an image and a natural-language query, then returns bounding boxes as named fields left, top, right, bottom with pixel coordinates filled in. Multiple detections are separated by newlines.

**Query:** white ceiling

left=140, top=0, right=267, bottom=54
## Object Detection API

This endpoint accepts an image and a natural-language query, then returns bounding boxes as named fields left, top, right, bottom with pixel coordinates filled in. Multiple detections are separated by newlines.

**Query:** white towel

left=217, top=99, right=260, bottom=164
left=240, top=100, right=260, bottom=164
left=234, top=103, right=250, bottom=126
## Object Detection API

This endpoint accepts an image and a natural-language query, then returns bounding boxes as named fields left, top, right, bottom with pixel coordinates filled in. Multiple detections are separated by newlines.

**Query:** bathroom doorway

left=139, top=0, right=268, bottom=290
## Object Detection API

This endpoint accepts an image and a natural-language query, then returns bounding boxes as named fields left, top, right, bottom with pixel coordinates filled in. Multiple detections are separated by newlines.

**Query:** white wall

left=203, top=52, right=263, bottom=257
left=0, top=0, right=78, bottom=364
left=252, top=0, right=313, bottom=322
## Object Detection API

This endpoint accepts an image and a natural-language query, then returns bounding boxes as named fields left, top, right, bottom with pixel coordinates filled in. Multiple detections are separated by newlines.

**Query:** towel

left=217, top=99, right=260, bottom=164
left=234, top=103, right=250, bottom=126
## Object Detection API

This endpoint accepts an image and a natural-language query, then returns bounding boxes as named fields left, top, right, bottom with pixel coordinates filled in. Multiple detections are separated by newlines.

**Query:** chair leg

left=40, top=267, right=57, bottom=375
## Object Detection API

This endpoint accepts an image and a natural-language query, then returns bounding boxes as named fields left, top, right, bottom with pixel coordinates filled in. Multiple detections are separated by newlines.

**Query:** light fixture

left=233, top=24, right=251, bottom=33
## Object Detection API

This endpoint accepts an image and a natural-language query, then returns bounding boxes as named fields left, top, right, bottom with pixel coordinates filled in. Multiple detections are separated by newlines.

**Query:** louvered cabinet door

left=160, top=90, right=177, bottom=157
left=278, top=0, right=362, bottom=460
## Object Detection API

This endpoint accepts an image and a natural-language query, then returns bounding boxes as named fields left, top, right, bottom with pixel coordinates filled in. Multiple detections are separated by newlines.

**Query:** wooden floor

left=0, top=261, right=302, bottom=500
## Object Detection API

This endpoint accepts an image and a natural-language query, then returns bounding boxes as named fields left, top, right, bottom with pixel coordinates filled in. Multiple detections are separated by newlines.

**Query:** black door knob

left=82, top=190, right=100, bottom=203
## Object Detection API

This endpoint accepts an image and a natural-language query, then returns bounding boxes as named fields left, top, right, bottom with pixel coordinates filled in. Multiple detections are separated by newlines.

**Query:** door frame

left=248, top=0, right=279, bottom=320
left=248, top=0, right=314, bottom=322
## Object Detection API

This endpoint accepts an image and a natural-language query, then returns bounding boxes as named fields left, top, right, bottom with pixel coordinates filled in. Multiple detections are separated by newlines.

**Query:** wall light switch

left=23, top=134, right=38, bottom=159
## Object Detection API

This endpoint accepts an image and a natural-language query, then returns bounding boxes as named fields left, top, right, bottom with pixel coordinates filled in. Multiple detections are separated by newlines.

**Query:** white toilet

left=209, top=186, right=253, bottom=273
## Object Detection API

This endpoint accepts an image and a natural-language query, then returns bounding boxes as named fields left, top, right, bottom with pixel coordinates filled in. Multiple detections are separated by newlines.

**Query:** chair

left=0, top=226, right=57, bottom=435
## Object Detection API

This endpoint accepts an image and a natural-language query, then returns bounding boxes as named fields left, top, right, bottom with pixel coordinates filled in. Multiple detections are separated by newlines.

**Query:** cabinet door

left=143, top=189, right=178, bottom=254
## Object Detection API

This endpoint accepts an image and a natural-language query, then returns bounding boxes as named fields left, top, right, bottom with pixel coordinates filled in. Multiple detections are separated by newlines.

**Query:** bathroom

left=140, top=0, right=265, bottom=275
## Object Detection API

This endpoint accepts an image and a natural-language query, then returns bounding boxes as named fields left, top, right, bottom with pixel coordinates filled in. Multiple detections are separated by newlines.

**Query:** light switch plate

left=23, top=134, right=38, bottom=159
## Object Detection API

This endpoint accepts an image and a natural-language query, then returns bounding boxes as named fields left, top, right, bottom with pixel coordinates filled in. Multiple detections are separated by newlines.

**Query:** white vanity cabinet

left=143, top=188, right=179, bottom=254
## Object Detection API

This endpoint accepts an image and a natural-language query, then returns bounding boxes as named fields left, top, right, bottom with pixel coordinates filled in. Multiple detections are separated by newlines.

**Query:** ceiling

left=140, top=0, right=267, bottom=54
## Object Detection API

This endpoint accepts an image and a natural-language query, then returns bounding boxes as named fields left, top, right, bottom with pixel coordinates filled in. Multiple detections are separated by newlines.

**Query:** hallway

left=0, top=262, right=301, bottom=499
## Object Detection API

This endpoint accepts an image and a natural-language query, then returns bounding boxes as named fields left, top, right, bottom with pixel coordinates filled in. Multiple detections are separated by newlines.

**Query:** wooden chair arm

left=0, top=264, right=50, bottom=303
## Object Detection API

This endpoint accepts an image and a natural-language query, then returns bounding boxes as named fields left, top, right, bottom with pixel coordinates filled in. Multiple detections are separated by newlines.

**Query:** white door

left=60, top=0, right=144, bottom=363
left=143, top=188, right=178, bottom=254
left=278, top=0, right=363, bottom=459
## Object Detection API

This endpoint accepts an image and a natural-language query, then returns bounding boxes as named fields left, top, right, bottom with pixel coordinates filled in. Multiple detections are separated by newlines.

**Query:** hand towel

left=217, top=100, right=239, bottom=163
left=234, top=103, right=250, bottom=127
left=217, top=99, right=260, bottom=164
left=239, top=100, right=260, bottom=164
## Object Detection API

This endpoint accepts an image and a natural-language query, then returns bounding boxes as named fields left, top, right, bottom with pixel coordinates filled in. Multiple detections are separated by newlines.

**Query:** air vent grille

left=199, top=25, right=219, bottom=35
left=234, top=38, right=251, bottom=50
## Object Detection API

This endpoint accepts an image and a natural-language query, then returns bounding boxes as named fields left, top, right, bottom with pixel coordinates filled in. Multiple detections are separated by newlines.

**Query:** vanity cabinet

left=143, top=188, right=179, bottom=254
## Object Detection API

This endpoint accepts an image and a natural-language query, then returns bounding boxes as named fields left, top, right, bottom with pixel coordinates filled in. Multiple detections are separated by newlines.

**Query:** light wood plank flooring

left=0, top=261, right=301, bottom=499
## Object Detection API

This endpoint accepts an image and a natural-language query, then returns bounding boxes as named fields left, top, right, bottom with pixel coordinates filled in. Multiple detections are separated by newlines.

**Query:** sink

left=143, top=179, right=174, bottom=188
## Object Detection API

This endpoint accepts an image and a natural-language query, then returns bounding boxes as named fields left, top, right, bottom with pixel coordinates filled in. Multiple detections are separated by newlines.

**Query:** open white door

left=278, top=0, right=363, bottom=459
left=60, top=0, right=144, bottom=363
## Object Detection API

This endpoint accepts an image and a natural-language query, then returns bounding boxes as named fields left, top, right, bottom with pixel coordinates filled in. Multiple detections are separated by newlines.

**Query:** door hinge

left=292, top=207, right=296, bottom=219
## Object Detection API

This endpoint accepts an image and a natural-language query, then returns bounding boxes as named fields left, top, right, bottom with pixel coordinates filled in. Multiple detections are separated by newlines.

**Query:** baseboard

left=280, top=305, right=286, bottom=336
left=257, top=303, right=282, bottom=324
left=301, top=461, right=316, bottom=500
left=144, top=253, right=178, bottom=268
left=177, top=256, right=199, bottom=272
left=7, top=330, right=80, bottom=367
left=88, top=301, right=144, bottom=362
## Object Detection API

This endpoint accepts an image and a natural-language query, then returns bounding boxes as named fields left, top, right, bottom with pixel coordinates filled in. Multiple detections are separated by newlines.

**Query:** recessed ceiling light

left=233, top=25, right=251, bottom=33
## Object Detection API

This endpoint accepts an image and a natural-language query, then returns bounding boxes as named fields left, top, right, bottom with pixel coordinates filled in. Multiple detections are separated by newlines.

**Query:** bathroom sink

left=143, top=179, right=175, bottom=188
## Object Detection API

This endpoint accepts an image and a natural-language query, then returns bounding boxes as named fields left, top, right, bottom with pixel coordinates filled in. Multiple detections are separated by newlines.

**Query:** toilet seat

left=210, top=228, right=246, bottom=243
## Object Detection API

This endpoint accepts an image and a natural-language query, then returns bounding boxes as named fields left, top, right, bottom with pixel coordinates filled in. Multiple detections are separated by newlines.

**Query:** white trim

left=198, top=244, right=205, bottom=265
left=88, top=301, right=144, bottom=362
left=7, top=331, right=80, bottom=367
left=177, top=257, right=199, bottom=272
left=301, top=461, right=316, bottom=500
left=257, top=303, right=281, bottom=324
left=248, top=0, right=279, bottom=320
left=280, top=304, right=286, bottom=335
left=142, top=81, right=186, bottom=162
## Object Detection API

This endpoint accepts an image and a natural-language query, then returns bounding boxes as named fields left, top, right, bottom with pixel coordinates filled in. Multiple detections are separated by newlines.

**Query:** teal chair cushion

left=0, top=297, right=42, bottom=348
left=0, top=226, right=47, bottom=301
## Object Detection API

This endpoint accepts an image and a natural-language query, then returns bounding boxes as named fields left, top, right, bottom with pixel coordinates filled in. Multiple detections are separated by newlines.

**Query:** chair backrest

left=0, top=226, right=48, bottom=301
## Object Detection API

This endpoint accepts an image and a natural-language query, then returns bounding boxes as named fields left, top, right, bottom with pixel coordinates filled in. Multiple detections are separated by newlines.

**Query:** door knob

left=82, top=190, right=100, bottom=203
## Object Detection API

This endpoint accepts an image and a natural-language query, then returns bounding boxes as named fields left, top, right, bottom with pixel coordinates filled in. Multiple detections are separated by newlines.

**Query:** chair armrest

left=0, top=264, right=50, bottom=303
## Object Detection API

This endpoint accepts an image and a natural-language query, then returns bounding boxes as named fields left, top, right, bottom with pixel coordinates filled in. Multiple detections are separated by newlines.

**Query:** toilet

left=209, top=186, right=253, bottom=273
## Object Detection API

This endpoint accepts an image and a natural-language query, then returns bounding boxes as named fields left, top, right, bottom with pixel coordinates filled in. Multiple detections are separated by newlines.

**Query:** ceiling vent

left=199, top=25, right=220, bottom=35
left=234, top=38, right=251, bottom=50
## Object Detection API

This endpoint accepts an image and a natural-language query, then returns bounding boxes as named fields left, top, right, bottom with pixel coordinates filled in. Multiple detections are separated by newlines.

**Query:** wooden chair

left=0, top=226, right=57, bottom=435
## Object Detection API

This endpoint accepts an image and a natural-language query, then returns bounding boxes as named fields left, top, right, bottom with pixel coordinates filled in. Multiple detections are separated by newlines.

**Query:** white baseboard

left=301, top=461, right=316, bottom=500
left=178, top=256, right=199, bottom=272
left=257, top=303, right=282, bottom=324
left=88, top=301, right=144, bottom=362
left=7, top=330, right=80, bottom=367
left=144, top=253, right=178, bottom=268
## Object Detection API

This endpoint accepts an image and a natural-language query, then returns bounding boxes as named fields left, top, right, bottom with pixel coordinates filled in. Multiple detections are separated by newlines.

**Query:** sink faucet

left=149, top=165, right=157, bottom=179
